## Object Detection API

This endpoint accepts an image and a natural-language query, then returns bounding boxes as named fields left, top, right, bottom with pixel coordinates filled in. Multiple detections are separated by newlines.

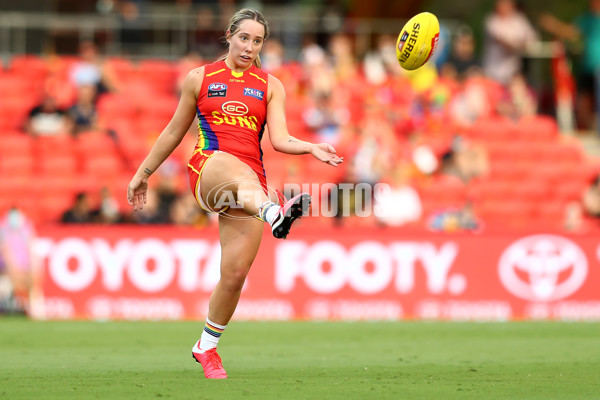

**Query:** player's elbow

left=269, top=133, right=288, bottom=153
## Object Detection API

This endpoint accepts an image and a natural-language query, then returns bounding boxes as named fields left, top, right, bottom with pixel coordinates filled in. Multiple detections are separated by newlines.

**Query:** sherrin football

left=396, top=12, right=440, bottom=71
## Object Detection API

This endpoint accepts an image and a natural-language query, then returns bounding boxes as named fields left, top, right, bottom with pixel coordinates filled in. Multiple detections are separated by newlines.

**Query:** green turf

left=0, top=318, right=599, bottom=399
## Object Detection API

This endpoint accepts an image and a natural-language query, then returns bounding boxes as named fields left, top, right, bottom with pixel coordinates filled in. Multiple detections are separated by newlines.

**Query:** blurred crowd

left=3, top=0, right=600, bottom=239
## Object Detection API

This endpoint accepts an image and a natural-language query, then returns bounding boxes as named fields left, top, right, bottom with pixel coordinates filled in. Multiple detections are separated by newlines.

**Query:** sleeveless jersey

left=195, top=60, right=269, bottom=176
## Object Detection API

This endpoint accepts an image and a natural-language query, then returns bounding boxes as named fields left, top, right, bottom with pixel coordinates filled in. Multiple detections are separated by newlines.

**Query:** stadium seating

left=0, top=54, right=597, bottom=230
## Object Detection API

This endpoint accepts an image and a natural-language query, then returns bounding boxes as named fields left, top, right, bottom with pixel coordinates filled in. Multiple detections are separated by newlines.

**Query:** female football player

left=127, top=8, right=343, bottom=379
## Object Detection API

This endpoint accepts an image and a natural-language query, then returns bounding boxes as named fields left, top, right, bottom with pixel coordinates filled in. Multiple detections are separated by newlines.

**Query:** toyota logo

left=498, top=235, right=588, bottom=302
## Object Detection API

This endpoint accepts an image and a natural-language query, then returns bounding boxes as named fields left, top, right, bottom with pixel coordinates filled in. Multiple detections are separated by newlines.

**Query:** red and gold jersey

left=195, top=60, right=269, bottom=176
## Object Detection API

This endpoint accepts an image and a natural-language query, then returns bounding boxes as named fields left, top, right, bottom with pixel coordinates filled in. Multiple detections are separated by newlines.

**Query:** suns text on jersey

left=211, top=112, right=260, bottom=132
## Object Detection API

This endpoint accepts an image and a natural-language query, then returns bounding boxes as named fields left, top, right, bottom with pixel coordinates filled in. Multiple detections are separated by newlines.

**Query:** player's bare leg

left=191, top=207, right=263, bottom=379
left=200, top=152, right=269, bottom=216
left=200, top=152, right=311, bottom=238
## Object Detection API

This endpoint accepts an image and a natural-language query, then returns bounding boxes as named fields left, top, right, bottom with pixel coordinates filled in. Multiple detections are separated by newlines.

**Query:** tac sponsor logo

left=208, top=82, right=227, bottom=97
left=221, top=101, right=249, bottom=116
left=498, top=235, right=588, bottom=302
left=244, top=87, right=264, bottom=100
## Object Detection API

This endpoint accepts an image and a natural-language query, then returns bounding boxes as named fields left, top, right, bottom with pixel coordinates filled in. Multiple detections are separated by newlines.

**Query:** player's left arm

left=266, top=75, right=343, bottom=167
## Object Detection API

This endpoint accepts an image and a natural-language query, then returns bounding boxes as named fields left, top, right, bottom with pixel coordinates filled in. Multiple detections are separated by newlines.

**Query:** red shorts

left=187, top=149, right=276, bottom=214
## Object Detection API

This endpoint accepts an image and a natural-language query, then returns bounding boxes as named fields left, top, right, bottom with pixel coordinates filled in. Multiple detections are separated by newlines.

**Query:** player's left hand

left=310, top=143, right=344, bottom=167
left=127, top=176, right=149, bottom=211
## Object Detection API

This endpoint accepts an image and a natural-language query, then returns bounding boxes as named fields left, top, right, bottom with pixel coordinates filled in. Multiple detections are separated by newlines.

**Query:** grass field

left=1, top=318, right=599, bottom=399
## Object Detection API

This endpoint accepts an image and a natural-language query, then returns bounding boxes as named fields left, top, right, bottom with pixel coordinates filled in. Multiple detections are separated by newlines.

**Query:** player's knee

left=220, top=264, right=250, bottom=291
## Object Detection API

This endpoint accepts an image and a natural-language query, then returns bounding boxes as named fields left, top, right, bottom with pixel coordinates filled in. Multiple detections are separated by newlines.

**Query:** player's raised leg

left=199, top=152, right=311, bottom=239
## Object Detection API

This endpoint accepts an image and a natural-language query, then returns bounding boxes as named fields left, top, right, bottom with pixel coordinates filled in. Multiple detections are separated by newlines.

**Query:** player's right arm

left=127, top=67, right=204, bottom=210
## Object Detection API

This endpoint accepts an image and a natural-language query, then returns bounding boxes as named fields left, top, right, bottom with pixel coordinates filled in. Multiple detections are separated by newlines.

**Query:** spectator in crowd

left=329, top=34, right=358, bottom=82
left=170, top=193, right=210, bottom=227
left=449, top=75, right=494, bottom=126
left=0, top=207, right=37, bottom=313
left=482, top=0, right=538, bottom=85
left=25, top=94, right=72, bottom=137
left=190, top=5, right=224, bottom=59
left=497, top=72, right=538, bottom=120
left=67, top=84, right=99, bottom=135
left=94, top=187, right=122, bottom=224
left=563, top=201, right=587, bottom=232
left=301, top=37, right=335, bottom=99
left=61, top=192, right=94, bottom=224
left=363, top=34, right=403, bottom=85
left=131, top=188, right=169, bottom=224
left=373, top=164, right=422, bottom=227
left=351, top=109, right=396, bottom=186
left=441, top=25, right=481, bottom=82
left=540, top=0, right=600, bottom=132
left=70, top=40, right=118, bottom=95
left=118, top=1, right=146, bottom=55
left=260, top=39, right=285, bottom=74
left=428, top=201, right=482, bottom=232
left=302, top=92, right=348, bottom=146
left=582, top=174, right=600, bottom=217
left=439, top=136, right=489, bottom=184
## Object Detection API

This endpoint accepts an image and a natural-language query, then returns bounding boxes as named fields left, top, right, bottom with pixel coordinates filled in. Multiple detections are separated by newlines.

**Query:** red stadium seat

left=8, top=55, right=49, bottom=80
left=38, top=153, right=79, bottom=176
left=0, top=154, right=35, bottom=176
left=511, top=181, right=549, bottom=203
left=418, top=176, right=467, bottom=207
left=137, top=59, right=178, bottom=94
left=74, top=133, right=119, bottom=158
left=82, top=153, right=125, bottom=182
left=472, top=180, right=515, bottom=203
left=38, top=193, right=75, bottom=223
left=513, top=115, right=560, bottom=142
left=467, top=116, right=515, bottom=142
left=0, top=97, right=37, bottom=130
left=137, top=96, right=178, bottom=122
left=533, top=201, right=566, bottom=227
left=96, top=94, right=139, bottom=123
left=104, top=57, right=136, bottom=81
left=35, top=174, right=79, bottom=197
left=551, top=181, right=587, bottom=203
left=32, top=136, right=76, bottom=159
left=477, top=199, right=535, bottom=228
left=0, top=73, right=41, bottom=98
left=0, top=132, right=34, bottom=155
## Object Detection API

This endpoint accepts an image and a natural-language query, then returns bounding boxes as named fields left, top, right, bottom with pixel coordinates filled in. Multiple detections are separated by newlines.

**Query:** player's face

left=227, top=19, right=265, bottom=69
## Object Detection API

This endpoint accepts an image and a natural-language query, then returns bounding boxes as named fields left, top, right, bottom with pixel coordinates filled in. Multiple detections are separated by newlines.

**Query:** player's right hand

left=127, top=176, right=148, bottom=211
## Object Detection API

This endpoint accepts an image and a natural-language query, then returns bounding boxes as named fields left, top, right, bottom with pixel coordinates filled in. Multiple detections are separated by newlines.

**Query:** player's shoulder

left=187, top=66, right=206, bottom=79
left=267, top=74, right=285, bottom=101
left=182, top=66, right=205, bottom=93
left=268, top=74, right=283, bottom=89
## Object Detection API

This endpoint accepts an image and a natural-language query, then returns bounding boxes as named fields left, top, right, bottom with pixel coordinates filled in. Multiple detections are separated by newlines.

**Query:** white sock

left=259, top=201, right=281, bottom=225
left=198, top=318, right=227, bottom=352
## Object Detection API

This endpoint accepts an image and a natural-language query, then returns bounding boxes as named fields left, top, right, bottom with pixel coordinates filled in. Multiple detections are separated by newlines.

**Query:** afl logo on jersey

left=222, top=101, right=249, bottom=116
left=208, top=82, right=227, bottom=97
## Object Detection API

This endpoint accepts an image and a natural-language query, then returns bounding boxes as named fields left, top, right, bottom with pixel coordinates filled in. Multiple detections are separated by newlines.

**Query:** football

left=396, top=12, right=440, bottom=71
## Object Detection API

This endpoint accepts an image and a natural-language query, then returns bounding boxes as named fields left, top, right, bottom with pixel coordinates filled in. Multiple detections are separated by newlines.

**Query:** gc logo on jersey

left=244, top=87, right=264, bottom=100
left=208, top=83, right=227, bottom=97
left=222, top=101, right=249, bottom=116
